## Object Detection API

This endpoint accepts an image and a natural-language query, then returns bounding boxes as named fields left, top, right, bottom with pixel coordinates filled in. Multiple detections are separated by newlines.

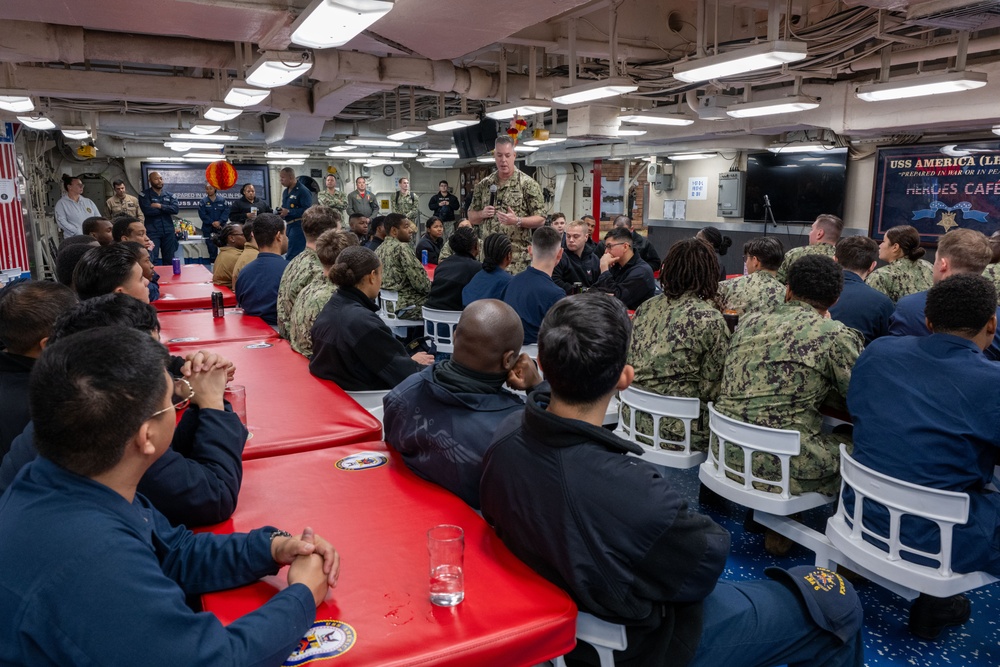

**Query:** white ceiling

left=1, top=0, right=1000, bottom=159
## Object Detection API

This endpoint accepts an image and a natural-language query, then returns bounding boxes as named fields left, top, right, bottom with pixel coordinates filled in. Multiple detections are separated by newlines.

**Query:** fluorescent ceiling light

left=367, top=160, right=402, bottom=166
left=169, top=132, right=239, bottom=141
left=386, top=125, right=426, bottom=141
left=189, top=124, right=222, bottom=135
left=515, top=145, right=538, bottom=152
left=267, top=159, right=306, bottom=165
left=428, top=114, right=479, bottom=132
left=477, top=155, right=495, bottom=163
left=60, top=127, right=91, bottom=140
left=350, top=158, right=375, bottom=163
left=768, top=141, right=836, bottom=154
left=0, top=93, right=34, bottom=113
left=147, top=156, right=186, bottom=162
left=246, top=52, right=312, bottom=88
left=373, top=151, right=418, bottom=158
left=204, top=106, right=243, bottom=121
left=346, top=137, right=403, bottom=147
left=484, top=100, right=551, bottom=120
left=617, top=112, right=694, bottom=126
left=224, top=81, right=271, bottom=108
left=266, top=150, right=310, bottom=159
left=183, top=156, right=223, bottom=163
left=16, top=115, right=56, bottom=130
left=669, top=152, right=716, bottom=160
left=324, top=151, right=372, bottom=158
left=552, top=78, right=638, bottom=105
left=523, top=135, right=568, bottom=147
left=290, top=0, right=394, bottom=49
left=855, top=70, right=988, bottom=102
left=184, top=152, right=229, bottom=160
left=420, top=147, right=457, bottom=154
left=726, top=95, right=820, bottom=118
left=673, top=40, right=808, bottom=83
left=993, top=126, right=1000, bottom=136
left=326, top=145, right=354, bottom=152
left=416, top=157, right=440, bottom=162
left=615, top=126, right=647, bottom=137
left=165, top=141, right=224, bottom=152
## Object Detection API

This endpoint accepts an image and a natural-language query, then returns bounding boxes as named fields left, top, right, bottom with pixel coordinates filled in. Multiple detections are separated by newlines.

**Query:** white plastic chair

left=824, top=445, right=998, bottom=600
left=346, top=389, right=389, bottom=423
left=699, top=403, right=837, bottom=562
left=422, top=307, right=462, bottom=354
left=615, top=387, right=705, bottom=469
left=378, top=289, right=424, bottom=336
left=521, top=343, right=539, bottom=360
left=551, top=612, right=627, bottom=667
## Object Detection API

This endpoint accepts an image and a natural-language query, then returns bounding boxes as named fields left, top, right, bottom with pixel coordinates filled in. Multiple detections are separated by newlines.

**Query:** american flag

left=0, top=122, right=29, bottom=272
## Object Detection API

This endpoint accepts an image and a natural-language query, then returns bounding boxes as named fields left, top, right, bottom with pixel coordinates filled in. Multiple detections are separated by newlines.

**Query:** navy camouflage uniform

left=470, top=169, right=545, bottom=275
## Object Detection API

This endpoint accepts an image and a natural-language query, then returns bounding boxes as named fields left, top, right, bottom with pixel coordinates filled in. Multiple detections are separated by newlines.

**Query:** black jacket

left=228, top=197, right=273, bottom=225
left=309, top=286, right=422, bottom=391
left=415, top=234, right=444, bottom=265
left=552, top=247, right=601, bottom=295
left=480, top=391, right=730, bottom=667
left=428, top=193, right=460, bottom=222
left=592, top=252, right=658, bottom=310
left=0, top=405, right=246, bottom=527
left=425, top=254, right=481, bottom=311
left=0, top=352, right=33, bottom=461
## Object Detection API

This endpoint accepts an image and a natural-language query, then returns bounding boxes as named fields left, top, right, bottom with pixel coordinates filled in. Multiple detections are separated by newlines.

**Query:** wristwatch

left=269, top=529, right=292, bottom=542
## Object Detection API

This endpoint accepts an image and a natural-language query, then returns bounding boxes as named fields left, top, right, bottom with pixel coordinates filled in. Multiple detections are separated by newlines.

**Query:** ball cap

left=765, top=565, right=863, bottom=643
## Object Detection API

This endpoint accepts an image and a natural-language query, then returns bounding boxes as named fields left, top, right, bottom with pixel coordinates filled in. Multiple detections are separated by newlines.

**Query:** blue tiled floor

left=662, top=465, right=1000, bottom=666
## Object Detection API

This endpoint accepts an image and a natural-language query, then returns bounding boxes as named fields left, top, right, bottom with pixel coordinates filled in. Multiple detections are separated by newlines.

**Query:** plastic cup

left=428, top=525, right=464, bottom=606
left=224, top=384, right=247, bottom=425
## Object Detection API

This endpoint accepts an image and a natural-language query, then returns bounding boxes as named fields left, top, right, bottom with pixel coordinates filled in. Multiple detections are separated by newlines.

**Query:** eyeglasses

left=605, top=242, right=629, bottom=250
left=149, top=378, right=195, bottom=419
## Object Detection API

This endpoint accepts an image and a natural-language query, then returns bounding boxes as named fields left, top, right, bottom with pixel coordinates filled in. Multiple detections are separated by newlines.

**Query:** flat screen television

left=743, top=150, right=848, bottom=224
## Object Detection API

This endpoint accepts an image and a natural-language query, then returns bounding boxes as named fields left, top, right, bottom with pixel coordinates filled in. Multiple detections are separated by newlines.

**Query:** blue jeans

left=285, top=221, right=305, bottom=261
left=688, top=580, right=864, bottom=667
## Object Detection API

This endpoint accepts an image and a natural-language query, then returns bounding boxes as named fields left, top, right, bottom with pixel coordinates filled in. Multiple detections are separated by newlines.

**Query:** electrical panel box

left=717, top=171, right=744, bottom=218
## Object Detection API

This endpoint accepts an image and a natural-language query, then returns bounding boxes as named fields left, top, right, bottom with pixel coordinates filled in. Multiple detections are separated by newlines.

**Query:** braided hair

left=448, top=227, right=478, bottom=257
left=660, top=238, right=720, bottom=300
left=482, top=233, right=512, bottom=272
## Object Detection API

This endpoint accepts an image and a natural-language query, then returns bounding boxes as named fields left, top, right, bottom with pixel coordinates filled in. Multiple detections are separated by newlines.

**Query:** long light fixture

left=204, top=106, right=243, bottom=121
left=386, top=125, right=426, bottom=141
left=515, top=145, right=538, bottom=153
left=416, top=156, right=440, bottom=162
left=165, top=141, right=225, bottom=152
left=326, top=145, right=354, bottom=152
left=673, top=41, right=808, bottom=83
left=419, top=147, right=457, bottom=154
left=267, top=159, right=306, bottom=165
left=552, top=77, right=638, bottom=105
left=16, top=115, right=56, bottom=130
left=618, top=111, right=694, bottom=126
left=669, top=152, right=716, bottom=160
left=325, top=150, right=372, bottom=158
left=768, top=141, right=840, bottom=154
left=224, top=81, right=271, bottom=108
left=183, top=152, right=228, bottom=160
left=0, top=92, right=34, bottom=113
left=727, top=94, right=820, bottom=118
left=855, top=70, right=988, bottom=102
left=373, top=151, right=418, bottom=158
left=246, top=52, right=313, bottom=88
left=992, top=125, right=1000, bottom=136
left=169, top=132, right=239, bottom=141
left=266, top=150, right=310, bottom=159
left=345, top=137, right=403, bottom=147
left=484, top=100, right=551, bottom=120
left=290, top=0, right=394, bottom=49
left=523, top=135, right=567, bottom=147
left=189, top=124, right=222, bottom=135
left=428, top=114, right=479, bottom=132
left=60, top=127, right=91, bottom=140
left=615, top=126, right=647, bottom=137
left=477, top=155, right=495, bottom=163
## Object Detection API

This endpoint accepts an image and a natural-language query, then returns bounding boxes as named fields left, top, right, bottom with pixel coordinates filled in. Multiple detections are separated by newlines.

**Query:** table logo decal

left=284, top=620, right=356, bottom=665
left=244, top=342, right=273, bottom=349
left=335, top=452, right=388, bottom=471
left=167, top=337, right=200, bottom=343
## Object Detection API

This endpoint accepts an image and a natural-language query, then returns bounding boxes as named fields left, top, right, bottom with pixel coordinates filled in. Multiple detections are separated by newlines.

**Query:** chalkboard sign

left=871, top=142, right=1000, bottom=245
left=140, top=162, right=270, bottom=209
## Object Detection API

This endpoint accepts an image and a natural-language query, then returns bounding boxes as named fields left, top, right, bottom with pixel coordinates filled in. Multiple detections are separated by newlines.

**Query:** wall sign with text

left=871, top=142, right=1000, bottom=245
left=141, top=163, right=271, bottom=209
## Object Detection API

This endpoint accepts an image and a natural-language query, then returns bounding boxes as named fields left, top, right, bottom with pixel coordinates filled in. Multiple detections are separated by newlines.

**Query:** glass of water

left=427, top=525, right=464, bottom=606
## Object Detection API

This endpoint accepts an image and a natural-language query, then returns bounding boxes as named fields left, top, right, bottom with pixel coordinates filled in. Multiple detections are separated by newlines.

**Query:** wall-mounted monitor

left=743, top=151, right=848, bottom=225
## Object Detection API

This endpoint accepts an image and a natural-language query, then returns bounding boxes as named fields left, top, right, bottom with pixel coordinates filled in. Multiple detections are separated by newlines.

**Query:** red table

left=166, top=339, right=382, bottom=460
left=201, top=443, right=577, bottom=666
left=154, top=264, right=214, bottom=285
left=154, top=283, right=237, bottom=312
left=424, top=263, right=435, bottom=281
left=157, top=309, right=279, bottom=346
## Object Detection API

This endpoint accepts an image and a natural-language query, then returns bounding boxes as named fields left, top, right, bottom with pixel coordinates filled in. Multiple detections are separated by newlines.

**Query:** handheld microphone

left=489, top=184, right=497, bottom=208
left=763, top=194, right=771, bottom=207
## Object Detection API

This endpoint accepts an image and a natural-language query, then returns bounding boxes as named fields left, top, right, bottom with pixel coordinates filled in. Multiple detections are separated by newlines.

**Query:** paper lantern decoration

left=205, top=160, right=238, bottom=190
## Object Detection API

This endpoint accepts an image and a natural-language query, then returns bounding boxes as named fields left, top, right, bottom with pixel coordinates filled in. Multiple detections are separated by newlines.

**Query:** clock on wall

left=382, top=165, right=395, bottom=176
